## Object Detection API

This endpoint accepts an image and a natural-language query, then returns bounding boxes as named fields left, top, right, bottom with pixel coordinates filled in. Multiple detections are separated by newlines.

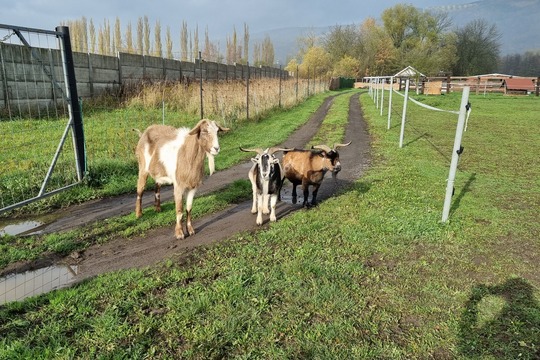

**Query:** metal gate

left=0, top=24, right=85, bottom=214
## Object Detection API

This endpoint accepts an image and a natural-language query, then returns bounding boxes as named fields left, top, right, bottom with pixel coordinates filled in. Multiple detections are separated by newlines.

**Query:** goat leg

left=174, top=186, right=185, bottom=240
left=185, top=189, right=196, bottom=236
left=256, top=193, right=264, bottom=225
left=154, top=183, right=162, bottom=212
left=291, top=183, right=298, bottom=204
left=311, top=183, right=321, bottom=206
left=270, top=194, right=278, bottom=222
left=135, top=172, right=148, bottom=218
left=302, top=182, right=310, bottom=207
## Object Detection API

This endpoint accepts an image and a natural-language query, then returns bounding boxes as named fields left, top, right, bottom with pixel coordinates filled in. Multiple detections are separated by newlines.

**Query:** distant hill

left=428, top=0, right=540, bottom=55
left=249, top=0, right=539, bottom=65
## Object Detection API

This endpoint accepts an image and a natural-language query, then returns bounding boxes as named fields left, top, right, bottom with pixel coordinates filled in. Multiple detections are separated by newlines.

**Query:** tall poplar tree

left=154, top=20, right=162, bottom=57
left=137, top=17, right=144, bottom=55
left=180, top=20, right=188, bottom=61
left=166, top=26, right=173, bottom=59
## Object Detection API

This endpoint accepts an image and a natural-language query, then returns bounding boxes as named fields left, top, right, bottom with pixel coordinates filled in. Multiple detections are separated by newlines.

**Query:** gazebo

left=394, top=66, right=426, bottom=92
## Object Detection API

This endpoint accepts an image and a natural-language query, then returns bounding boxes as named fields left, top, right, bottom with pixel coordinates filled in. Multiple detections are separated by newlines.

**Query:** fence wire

left=0, top=26, right=79, bottom=213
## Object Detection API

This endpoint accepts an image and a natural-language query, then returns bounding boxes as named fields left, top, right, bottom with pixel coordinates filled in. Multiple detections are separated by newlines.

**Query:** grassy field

left=0, top=90, right=539, bottom=358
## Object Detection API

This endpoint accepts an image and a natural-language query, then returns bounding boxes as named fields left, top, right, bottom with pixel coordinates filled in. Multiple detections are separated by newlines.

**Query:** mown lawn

left=0, top=90, right=539, bottom=359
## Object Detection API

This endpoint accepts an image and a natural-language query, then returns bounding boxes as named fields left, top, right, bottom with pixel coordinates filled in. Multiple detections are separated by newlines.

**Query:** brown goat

left=135, top=119, right=229, bottom=239
left=282, top=142, right=351, bottom=207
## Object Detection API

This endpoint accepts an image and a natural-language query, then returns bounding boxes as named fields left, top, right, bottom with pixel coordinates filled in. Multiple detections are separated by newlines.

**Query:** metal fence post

left=56, top=26, right=85, bottom=179
left=199, top=51, right=203, bottom=119
left=246, top=61, right=250, bottom=120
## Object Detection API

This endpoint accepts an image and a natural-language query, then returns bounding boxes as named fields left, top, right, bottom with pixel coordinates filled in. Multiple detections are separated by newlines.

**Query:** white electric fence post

left=380, top=78, right=385, bottom=116
left=442, top=86, right=470, bottom=222
left=375, top=78, right=380, bottom=109
left=387, top=76, right=393, bottom=129
left=399, top=78, right=410, bottom=148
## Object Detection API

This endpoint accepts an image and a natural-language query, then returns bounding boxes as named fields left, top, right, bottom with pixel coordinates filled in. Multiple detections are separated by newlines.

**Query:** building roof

left=504, top=78, right=535, bottom=91
left=394, top=66, right=425, bottom=78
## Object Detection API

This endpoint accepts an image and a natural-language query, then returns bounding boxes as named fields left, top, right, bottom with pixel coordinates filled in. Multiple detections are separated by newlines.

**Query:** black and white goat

left=240, top=147, right=291, bottom=225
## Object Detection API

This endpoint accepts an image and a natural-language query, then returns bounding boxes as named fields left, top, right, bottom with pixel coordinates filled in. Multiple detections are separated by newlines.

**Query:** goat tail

left=132, top=128, right=143, bottom=137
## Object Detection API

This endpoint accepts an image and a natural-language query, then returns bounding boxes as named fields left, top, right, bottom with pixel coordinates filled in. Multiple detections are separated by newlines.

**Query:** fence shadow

left=458, top=277, right=540, bottom=358
left=450, top=172, right=476, bottom=216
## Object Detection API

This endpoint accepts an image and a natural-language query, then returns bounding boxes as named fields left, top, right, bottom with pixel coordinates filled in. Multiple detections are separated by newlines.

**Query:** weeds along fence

left=366, top=77, right=472, bottom=222
left=0, top=24, right=329, bottom=214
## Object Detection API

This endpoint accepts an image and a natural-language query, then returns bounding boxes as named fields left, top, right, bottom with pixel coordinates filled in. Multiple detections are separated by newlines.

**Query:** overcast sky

left=3, top=0, right=465, bottom=37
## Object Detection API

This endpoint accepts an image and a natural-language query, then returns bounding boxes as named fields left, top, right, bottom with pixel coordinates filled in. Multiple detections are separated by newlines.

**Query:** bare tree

left=243, top=22, right=249, bottom=64
left=166, top=25, right=173, bottom=59
left=114, top=17, right=122, bottom=53
left=89, top=19, right=96, bottom=53
left=193, top=25, right=199, bottom=60
left=125, top=22, right=134, bottom=53
left=154, top=20, right=162, bottom=57
left=143, top=16, right=151, bottom=55
left=137, top=17, right=144, bottom=55
left=180, top=20, right=188, bottom=61
left=452, top=19, right=501, bottom=75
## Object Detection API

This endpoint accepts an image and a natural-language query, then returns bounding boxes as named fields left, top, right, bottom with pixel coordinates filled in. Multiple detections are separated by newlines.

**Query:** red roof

left=504, top=78, right=535, bottom=91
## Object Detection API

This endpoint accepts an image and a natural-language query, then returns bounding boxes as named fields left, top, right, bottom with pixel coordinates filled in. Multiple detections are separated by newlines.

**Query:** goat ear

left=189, top=121, right=203, bottom=136
left=251, top=157, right=259, bottom=164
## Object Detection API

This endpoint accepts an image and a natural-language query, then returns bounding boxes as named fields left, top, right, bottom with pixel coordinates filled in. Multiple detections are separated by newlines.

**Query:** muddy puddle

left=0, top=265, right=79, bottom=305
left=0, top=214, right=59, bottom=237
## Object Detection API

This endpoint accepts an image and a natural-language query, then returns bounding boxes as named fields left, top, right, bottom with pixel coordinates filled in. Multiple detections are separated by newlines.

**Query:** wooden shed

left=503, top=78, right=535, bottom=95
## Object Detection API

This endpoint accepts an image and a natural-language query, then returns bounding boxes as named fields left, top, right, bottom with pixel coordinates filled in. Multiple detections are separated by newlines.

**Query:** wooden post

left=536, top=77, right=539, bottom=97
left=446, top=75, right=451, bottom=94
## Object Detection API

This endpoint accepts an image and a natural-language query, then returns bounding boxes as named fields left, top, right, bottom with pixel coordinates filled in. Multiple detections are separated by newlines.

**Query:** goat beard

left=207, top=153, right=215, bottom=175
left=332, top=170, right=339, bottom=182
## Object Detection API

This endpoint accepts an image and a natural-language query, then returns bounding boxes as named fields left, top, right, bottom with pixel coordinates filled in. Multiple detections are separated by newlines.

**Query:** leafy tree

left=299, top=46, right=332, bottom=78
left=452, top=19, right=501, bottom=76
left=137, top=17, right=143, bottom=55
left=322, top=24, right=362, bottom=62
left=285, top=58, right=299, bottom=75
left=381, top=4, right=456, bottom=75
left=333, top=55, right=361, bottom=78
left=359, top=18, right=397, bottom=76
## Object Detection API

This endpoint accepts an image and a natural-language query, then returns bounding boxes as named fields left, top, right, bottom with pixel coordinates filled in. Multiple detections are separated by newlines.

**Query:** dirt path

left=6, top=93, right=372, bottom=281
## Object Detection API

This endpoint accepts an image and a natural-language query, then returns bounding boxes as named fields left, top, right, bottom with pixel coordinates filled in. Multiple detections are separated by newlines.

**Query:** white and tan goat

left=135, top=119, right=229, bottom=239
left=240, top=147, right=292, bottom=225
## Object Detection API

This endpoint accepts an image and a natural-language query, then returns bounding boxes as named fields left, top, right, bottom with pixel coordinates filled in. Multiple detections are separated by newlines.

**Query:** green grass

left=0, top=92, right=335, bottom=268
left=1, top=91, right=539, bottom=359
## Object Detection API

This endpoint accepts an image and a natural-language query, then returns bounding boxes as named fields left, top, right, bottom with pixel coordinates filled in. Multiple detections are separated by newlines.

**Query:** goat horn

left=312, top=145, right=332, bottom=152
left=333, top=141, right=352, bottom=150
left=240, top=147, right=264, bottom=155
